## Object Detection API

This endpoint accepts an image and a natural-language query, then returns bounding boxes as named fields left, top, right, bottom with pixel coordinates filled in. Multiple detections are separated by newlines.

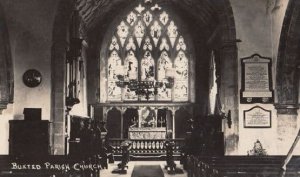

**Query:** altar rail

left=186, top=155, right=300, bottom=177
left=109, top=138, right=185, bottom=155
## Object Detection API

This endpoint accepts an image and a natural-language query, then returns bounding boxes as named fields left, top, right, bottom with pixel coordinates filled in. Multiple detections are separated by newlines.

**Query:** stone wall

left=0, top=0, right=60, bottom=154
left=230, top=0, right=295, bottom=155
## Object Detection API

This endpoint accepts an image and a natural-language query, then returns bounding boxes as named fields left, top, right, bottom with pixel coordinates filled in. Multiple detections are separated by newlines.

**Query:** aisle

left=100, top=161, right=187, bottom=177
left=131, top=165, right=164, bottom=177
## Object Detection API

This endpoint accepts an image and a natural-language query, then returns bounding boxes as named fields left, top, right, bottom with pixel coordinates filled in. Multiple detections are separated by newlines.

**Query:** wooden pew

left=186, top=155, right=300, bottom=177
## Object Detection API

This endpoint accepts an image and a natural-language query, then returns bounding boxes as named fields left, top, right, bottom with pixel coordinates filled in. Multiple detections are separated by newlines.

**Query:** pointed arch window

left=105, top=2, right=190, bottom=102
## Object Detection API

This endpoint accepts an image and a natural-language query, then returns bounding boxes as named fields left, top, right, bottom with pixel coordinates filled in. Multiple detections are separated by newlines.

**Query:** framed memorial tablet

left=240, top=54, right=274, bottom=103
left=244, top=106, right=271, bottom=128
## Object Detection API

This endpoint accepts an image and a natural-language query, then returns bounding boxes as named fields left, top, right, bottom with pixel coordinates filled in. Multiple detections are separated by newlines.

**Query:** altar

left=95, top=103, right=193, bottom=139
left=128, top=127, right=166, bottom=139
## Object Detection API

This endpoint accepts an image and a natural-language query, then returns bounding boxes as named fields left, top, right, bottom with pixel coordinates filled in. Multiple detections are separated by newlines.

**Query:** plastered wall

left=0, top=0, right=59, bottom=154
left=230, top=0, right=300, bottom=155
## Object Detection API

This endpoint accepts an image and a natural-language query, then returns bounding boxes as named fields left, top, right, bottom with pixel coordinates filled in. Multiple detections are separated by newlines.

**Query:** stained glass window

left=107, top=50, right=122, bottom=101
left=157, top=51, right=172, bottom=100
left=106, top=2, right=190, bottom=102
left=174, top=51, right=188, bottom=101
left=124, top=51, right=138, bottom=100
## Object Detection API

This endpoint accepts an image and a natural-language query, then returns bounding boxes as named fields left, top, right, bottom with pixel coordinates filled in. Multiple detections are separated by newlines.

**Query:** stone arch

left=84, top=0, right=238, bottom=155
left=52, top=0, right=238, bottom=155
left=0, top=3, right=13, bottom=114
left=276, top=0, right=300, bottom=115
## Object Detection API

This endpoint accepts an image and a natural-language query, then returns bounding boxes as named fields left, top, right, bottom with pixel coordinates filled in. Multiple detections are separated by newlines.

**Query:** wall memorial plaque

left=240, top=54, right=274, bottom=103
left=244, top=106, right=271, bottom=128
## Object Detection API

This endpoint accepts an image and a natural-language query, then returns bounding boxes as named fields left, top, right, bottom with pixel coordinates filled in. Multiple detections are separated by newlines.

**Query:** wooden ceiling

left=76, top=0, right=223, bottom=33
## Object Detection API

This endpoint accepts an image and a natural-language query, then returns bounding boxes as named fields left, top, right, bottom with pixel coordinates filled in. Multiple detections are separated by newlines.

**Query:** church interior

left=0, top=0, right=300, bottom=176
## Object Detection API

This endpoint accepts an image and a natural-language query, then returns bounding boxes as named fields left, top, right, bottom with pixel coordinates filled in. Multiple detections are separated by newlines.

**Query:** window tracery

left=105, top=2, right=190, bottom=102
left=167, top=21, right=178, bottom=47
left=127, top=11, right=137, bottom=26
left=143, top=11, right=153, bottom=26
left=126, top=37, right=136, bottom=51
left=134, top=20, right=145, bottom=47
left=150, top=21, right=162, bottom=47
left=109, top=36, right=119, bottom=51
left=117, top=21, right=129, bottom=47
left=160, top=11, right=169, bottom=25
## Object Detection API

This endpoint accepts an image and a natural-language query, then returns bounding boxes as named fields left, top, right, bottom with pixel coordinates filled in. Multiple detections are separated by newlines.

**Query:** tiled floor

left=100, top=161, right=187, bottom=177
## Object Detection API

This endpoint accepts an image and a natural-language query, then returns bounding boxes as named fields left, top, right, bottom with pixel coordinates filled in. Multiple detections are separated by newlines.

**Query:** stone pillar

left=154, top=109, right=158, bottom=127
left=172, top=114, right=175, bottom=139
left=138, top=108, right=142, bottom=128
left=171, top=108, right=176, bottom=139
left=103, top=107, right=107, bottom=123
left=275, top=63, right=300, bottom=154
left=51, top=41, right=68, bottom=155
left=220, top=44, right=239, bottom=155
left=121, top=107, right=126, bottom=139
left=51, top=0, right=76, bottom=155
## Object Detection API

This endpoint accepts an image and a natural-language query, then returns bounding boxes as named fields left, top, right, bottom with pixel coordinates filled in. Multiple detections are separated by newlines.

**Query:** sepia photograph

left=0, top=0, right=299, bottom=176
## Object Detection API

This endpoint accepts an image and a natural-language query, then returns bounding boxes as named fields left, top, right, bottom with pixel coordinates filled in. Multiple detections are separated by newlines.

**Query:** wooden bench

left=187, top=155, right=300, bottom=177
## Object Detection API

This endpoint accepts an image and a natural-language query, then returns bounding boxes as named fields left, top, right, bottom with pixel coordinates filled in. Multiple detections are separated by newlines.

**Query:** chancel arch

left=48, top=0, right=239, bottom=156
left=84, top=0, right=239, bottom=155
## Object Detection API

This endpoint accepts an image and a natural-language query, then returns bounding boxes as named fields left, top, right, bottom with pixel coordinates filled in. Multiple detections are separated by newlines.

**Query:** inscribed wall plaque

left=240, top=54, right=274, bottom=103
left=244, top=106, right=271, bottom=128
